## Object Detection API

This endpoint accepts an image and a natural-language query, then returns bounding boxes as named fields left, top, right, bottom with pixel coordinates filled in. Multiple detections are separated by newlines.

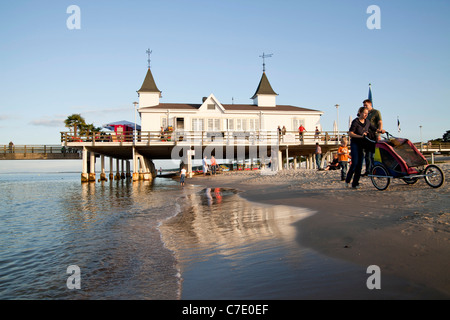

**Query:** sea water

left=0, top=173, right=183, bottom=299
left=0, top=173, right=444, bottom=299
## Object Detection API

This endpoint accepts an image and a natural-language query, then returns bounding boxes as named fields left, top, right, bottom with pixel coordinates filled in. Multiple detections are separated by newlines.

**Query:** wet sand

left=180, top=163, right=450, bottom=299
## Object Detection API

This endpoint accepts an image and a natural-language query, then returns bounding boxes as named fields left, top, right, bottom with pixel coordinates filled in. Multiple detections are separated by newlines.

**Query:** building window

left=249, top=119, right=259, bottom=131
left=236, top=119, right=248, bottom=131
left=241, top=119, right=248, bottom=131
left=192, top=118, right=204, bottom=131
left=293, top=118, right=305, bottom=131
left=207, top=104, right=215, bottom=110
left=161, top=117, right=167, bottom=129
left=214, top=119, right=220, bottom=131
left=207, top=118, right=220, bottom=131
left=236, top=119, right=242, bottom=131
left=227, top=119, right=234, bottom=131
left=208, top=119, right=214, bottom=131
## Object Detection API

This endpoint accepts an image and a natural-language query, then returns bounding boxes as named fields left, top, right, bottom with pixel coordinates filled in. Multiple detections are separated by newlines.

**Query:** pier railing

left=1, top=144, right=79, bottom=154
left=413, top=141, right=450, bottom=153
left=60, top=130, right=346, bottom=146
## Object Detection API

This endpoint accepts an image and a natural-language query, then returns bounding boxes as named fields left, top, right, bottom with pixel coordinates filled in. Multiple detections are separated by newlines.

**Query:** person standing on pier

left=9, top=141, right=14, bottom=153
left=299, top=125, right=306, bottom=141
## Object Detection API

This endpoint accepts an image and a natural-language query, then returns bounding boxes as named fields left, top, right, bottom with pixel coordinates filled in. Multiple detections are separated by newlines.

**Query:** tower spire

left=259, top=52, right=273, bottom=73
left=146, top=48, right=152, bottom=69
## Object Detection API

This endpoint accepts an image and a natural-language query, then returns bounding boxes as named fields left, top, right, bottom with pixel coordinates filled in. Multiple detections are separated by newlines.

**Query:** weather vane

left=146, top=48, right=152, bottom=69
left=259, top=52, right=273, bottom=72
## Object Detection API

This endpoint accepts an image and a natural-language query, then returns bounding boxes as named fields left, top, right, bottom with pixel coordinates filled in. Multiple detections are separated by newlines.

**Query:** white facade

left=139, top=91, right=160, bottom=108
left=253, top=94, right=277, bottom=107
left=137, top=70, right=323, bottom=133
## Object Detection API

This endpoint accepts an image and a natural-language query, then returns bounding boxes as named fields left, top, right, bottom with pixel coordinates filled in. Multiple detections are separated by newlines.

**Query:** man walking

left=363, top=99, right=382, bottom=175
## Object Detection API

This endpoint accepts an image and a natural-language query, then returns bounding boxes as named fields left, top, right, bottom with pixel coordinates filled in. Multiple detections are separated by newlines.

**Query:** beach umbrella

left=103, top=120, right=141, bottom=131
left=333, top=120, right=338, bottom=135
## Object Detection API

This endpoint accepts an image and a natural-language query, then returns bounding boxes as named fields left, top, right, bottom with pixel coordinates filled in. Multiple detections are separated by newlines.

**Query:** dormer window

left=207, top=104, right=215, bottom=110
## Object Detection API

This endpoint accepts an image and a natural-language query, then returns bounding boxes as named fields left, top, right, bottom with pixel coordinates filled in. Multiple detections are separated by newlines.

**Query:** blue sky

left=1, top=0, right=449, bottom=171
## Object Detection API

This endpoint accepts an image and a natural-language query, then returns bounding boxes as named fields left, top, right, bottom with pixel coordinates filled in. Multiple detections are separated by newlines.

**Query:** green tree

left=79, top=123, right=103, bottom=135
left=64, top=114, right=86, bottom=137
left=443, top=130, right=450, bottom=142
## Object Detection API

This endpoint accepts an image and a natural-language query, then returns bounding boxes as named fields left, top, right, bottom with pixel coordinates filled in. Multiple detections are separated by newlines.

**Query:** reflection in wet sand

left=159, top=188, right=317, bottom=298
left=163, top=188, right=314, bottom=253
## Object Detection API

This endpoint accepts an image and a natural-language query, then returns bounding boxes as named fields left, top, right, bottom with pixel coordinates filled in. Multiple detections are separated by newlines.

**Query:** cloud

left=0, top=115, right=16, bottom=121
left=69, top=106, right=131, bottom=115
left=30, top=118, right=64, bottom=127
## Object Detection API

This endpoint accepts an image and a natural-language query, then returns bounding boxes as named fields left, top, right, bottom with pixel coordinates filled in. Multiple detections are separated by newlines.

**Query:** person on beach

left=363, top=99, right=383, bottom=175
left=337, top=138, right=350, bottom=181
left=315, top=143, right=322, bottom=170
left=180, top=166, right=186, bottom=186
left=210, top=155, right=217, bottom=175
left=346, top=107, right=385, bottom=189
left=202, top=156, right=208, bottom=177
left=324, top=154, right=340, bottom=171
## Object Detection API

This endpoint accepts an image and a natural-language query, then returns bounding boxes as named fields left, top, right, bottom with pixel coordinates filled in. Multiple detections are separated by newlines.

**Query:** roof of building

left=251, top=72, right=277, bottom=99
left=137, top=68, right=161, bottom=93
left=140, top=103, right=321, bottom=113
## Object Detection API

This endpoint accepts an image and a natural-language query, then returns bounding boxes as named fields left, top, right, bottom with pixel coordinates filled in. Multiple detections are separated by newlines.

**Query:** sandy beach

left=180, top=162, right=450, bottom=298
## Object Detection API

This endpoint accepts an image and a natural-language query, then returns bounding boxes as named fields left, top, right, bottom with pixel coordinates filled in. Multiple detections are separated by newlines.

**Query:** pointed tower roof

left=251, top=72, right=277, bottom=99
left=138, top=68, right=161, bottom=93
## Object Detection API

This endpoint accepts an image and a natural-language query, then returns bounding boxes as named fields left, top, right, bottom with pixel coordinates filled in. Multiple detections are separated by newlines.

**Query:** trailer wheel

left=371, top=165, right=390, bottom=191
left=424, top=165, right=444, bottom=188
left=403, top=177, right=419, bottom=185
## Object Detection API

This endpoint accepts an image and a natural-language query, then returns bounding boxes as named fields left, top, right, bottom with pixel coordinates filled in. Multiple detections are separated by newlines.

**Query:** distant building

left=137, top=67, right=323, bottom=134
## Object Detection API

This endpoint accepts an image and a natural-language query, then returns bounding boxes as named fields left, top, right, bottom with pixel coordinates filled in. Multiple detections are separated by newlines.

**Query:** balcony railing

left=60, top=130, right=346, bottom=146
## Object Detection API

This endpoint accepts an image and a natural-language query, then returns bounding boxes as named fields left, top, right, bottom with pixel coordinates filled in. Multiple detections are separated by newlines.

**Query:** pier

left=3, top=133, right=448, bottom=183
left=0, top=145, right=81, bottom=160
left=59, top=130, right=347, bottom=182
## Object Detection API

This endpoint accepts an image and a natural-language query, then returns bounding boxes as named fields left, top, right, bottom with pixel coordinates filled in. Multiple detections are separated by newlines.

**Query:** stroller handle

left=364, top=131, right=391, bottom=144
left=384, top=131, right=393, bottom=139
left=364, top=135, right=376, bottom=144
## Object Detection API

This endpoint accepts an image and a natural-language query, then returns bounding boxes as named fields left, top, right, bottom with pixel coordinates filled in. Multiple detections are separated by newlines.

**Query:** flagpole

left=335, top=104, right=339, bottom=138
